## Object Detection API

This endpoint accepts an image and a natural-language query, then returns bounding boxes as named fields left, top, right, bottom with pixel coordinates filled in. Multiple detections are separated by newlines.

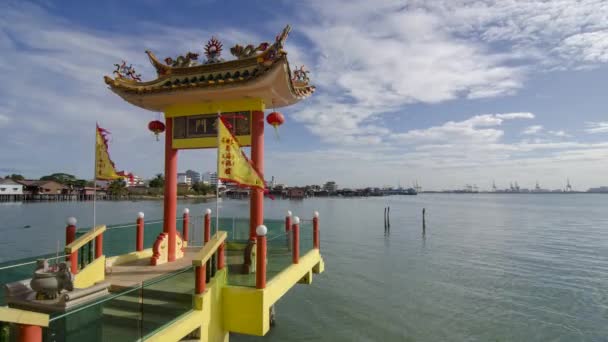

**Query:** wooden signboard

left=172, top=111, right=251, bottom=149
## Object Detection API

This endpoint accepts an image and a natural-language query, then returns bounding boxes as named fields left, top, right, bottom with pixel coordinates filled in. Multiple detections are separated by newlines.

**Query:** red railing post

left=183, top=208, right=190, bottom=244
left=292, top=217, right=300, bottom=264
left=313, top=211, right=320, bottom=250
left=285, top=211, right=292, bottom=232
left=18, top=324, right=42, bottom=342
left=195, top=265, right=206, bottom=294
left=136, top=212, right=144, bottom=252
left=204, top=209, right=211, bottom=243
left=218, top=243, right=225, bottom=270
left=95, top=232, right=103, bottom=259
left=66, top=217, right=78, bottom=274
left=256, top=225, right=267, bottom=289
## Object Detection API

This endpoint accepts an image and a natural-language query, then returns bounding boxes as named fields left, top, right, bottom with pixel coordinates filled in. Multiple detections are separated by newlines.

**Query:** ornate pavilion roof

left=104, top=26, right=314, bottom=111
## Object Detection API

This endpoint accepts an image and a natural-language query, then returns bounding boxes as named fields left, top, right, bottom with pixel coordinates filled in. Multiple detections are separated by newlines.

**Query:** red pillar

left=292, top=217, right=300, bottom=264
left=313, top=211, right=320, bottom=250
left=136, top=212, right=144, bottom=252
left=285, top=211, right=292, bottom=232
left=195, top=265, right=206, bottom=294
left=249, top=110, right=264, bottom=241
left=204, top=209, right=211, bottom=243
left=95, top=233, right=103, bottom=259
left=18, top=324, right=42, bottom=342
left=182, top=208, right=190, bottom=244
left=163, top=117, right=178, bottom=262
left=217, top=243, right=225, bottom=270
left=256, top=225, right=267, bottom=289
left=66, top=217, right=78, bottom=275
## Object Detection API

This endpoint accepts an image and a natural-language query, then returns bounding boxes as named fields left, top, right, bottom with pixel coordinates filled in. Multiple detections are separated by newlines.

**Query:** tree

left=107, top=179, right=127, bottom=196
left=40, top=173, right=77, bottom=184
left=5, top=174, right=24, bottom=181
left=191, top=182, right=212, bottom=195
left=149, top=173, right=165, bottom=188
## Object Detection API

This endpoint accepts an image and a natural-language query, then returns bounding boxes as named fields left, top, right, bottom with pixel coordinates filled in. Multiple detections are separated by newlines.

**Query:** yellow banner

left=96, top=125, right=122, bottom=180
left=218, top=118, right=264, bottom=189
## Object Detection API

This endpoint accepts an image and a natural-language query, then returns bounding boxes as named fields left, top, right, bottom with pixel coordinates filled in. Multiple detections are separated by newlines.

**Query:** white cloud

left=548, top=130, right=571, bottom=137
left=391, top=112, right=533, bottom=144
left=288, top=1, right=526, bottom=144
left=0, top=2, right=263, bottom=177
left=522, top=125, right=543, bottom=135
left=0, top=114, right=9, bottom=127
left=585, top=122, right=608, bottom=134
left=290, top=0, right=608, bottom=145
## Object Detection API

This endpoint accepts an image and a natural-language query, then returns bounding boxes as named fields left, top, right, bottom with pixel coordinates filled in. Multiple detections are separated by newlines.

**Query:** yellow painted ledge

left=65, top=225, right=106, bottom=254
left=165, top=98, right=265, bottom=117
left=144, top=310, right=203, bottom=342
left=223, top=249, right=324, bottom=336
left=106, top=248, right=153, bottom=267
left=193, top=268, right=229, bottom=342
left=74, top=255, right=105, bottom=289
left=0, top=307, right=49, bottom=327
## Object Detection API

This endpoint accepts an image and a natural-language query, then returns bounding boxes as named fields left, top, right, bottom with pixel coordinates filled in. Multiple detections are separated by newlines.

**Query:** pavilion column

left=164, top=117, right=178, bottom=262
left=249, top=110, right=264, bottom=241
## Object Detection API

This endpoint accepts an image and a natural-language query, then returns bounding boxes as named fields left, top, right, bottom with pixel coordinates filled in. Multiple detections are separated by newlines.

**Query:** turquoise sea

left=1, top=194, right=607, bottom=341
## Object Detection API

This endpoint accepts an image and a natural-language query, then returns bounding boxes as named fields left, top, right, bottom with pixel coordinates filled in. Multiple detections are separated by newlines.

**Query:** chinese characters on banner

left=217, top=118, right=264, bottom=189
left=96, top=125, right=123, bottom=180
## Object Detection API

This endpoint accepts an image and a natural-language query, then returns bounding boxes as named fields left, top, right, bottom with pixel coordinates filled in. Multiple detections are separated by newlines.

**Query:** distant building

left=116, top=171, right=144, bottom=187
left=323, top=181, right=337, bottom=193
left=0, top=179, right=23, bottom=195
left=186, top=170, right=201, bottom=183
left=203, top=172, right=221, bottom=186
left=287, top=187, right=306, bottom=199
left=177, top=173, right=192, bottom=185
left=17, top=180, right=65, bottom=195
left=588, top=186, right=608, bottom=193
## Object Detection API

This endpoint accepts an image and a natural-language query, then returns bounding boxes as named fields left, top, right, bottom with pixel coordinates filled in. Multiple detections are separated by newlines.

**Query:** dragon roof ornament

left=103, top=24, right=314, bottom=108
left=141, top=25, right=294, bottom=77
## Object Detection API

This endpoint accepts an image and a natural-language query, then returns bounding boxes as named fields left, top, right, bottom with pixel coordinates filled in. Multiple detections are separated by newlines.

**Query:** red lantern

left=148, top=120, right=165, bottom=141
left=266, top=112, right=284, bottom=138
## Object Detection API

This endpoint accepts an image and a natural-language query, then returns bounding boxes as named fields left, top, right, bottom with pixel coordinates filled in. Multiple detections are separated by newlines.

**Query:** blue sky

left=1, top=0, right=608, bottom=190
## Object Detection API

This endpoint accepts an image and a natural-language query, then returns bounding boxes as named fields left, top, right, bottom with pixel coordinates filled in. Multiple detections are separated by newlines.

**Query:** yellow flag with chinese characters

left=217, top=118, right=264, bottom=189
left=95, top=124, right=123, bottom=180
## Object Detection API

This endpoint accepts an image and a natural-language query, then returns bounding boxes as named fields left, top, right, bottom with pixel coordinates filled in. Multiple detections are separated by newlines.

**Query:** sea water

left=1, top=194, right=607, bottom=341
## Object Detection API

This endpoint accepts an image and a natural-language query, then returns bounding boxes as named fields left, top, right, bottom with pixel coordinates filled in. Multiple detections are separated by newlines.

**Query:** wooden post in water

left=422, top=208, right=426, bottom=232
left=384, top=207, right=387, bottom=232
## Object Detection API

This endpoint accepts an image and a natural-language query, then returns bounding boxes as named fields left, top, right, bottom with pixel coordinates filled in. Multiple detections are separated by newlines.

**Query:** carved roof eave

left=104, top=57, right=315, bottom=112
left=145, top=50, right=264, bottom=76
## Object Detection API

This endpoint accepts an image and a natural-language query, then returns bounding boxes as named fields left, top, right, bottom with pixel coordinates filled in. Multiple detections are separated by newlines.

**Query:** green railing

left=299, top=219, right=315, bottom=257
left=222, top=217, right=316, bottom=288
left=43, top=266, right=195, bottom=342
left=76, top=218, right=184, bottom=258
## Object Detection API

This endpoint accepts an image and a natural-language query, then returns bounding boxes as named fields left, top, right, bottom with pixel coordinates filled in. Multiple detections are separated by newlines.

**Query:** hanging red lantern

left=148, top=120, right=165, bottom=141
left=266, top=112, right=284, bottom=138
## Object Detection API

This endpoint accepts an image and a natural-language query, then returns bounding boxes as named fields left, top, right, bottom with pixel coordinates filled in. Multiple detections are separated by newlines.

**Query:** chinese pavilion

left=104, top=25, right=314, bottom=264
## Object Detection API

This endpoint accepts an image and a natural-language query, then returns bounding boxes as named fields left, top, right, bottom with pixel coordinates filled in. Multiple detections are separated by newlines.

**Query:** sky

left=1, top=0, right=608, bottom=191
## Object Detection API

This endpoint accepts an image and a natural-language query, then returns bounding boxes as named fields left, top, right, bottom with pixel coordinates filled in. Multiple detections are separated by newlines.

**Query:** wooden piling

left=422, top=208, right=426, bottom=232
